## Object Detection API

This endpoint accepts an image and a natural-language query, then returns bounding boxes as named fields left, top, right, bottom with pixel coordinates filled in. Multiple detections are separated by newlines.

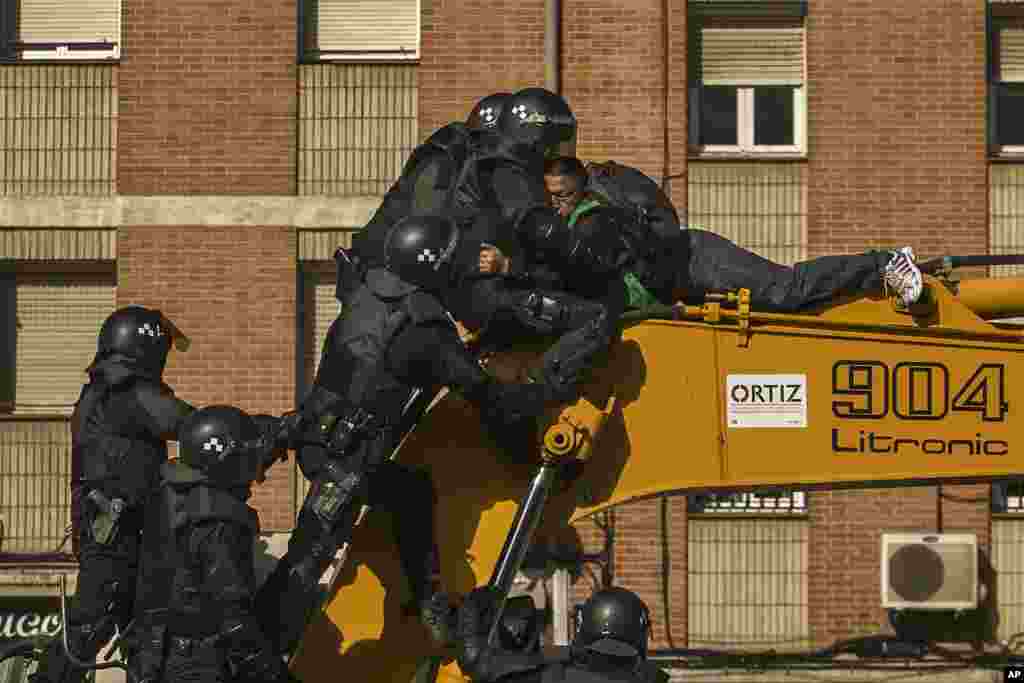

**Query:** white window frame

left=15, top=0, right=122, bottom=61
left=20, top=44, right=120, bottom=61
left=307, top=0, right=421, bottom=63
left=695, top=81, right=806, bottom=158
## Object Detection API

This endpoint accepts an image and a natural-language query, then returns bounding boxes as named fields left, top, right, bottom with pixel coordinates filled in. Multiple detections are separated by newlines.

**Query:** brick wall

left=561, top=0, right=678, bottom=185
left=809, top=485, right=991, bottom=647
left=419, top=0, right=547, bottom=140
left=806, top=0, right=988, bottom=259
left=421, top=0, right=689, bottom=201
left=801, top=0, right=992, bottom=647
left=569, top=497, right=688, bottom=650
left=117, top=225, right=298, bottom=531
left=118, top=0, right=298, bottom=195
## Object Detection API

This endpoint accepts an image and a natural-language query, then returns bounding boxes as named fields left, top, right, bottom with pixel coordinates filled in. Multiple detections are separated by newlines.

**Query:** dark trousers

left=33, top=487, right=142, bottom=683
left=254, top=459, right=437, bottom=656
left=133, top=634, right=228, bottom=683
left=672, top=230, right=887, bottom=312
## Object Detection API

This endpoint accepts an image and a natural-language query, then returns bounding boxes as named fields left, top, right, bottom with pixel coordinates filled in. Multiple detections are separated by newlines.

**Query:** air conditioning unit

left=881, top=533, right=978, bottom=610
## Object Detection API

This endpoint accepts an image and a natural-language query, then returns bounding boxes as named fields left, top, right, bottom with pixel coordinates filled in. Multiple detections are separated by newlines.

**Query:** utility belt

left=127, top=622, right=224, bottom=683
left=166, top=632, right=223, bottom=657
left=315, top=406, right=378, bottom=457
left=85, top=488, right=128, bottom=546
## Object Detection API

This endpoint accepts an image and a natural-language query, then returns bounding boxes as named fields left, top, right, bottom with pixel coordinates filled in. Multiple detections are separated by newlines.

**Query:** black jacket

left=133, top=462, right=287, bottom=683
left=299, top=272, right=548, bottom=479
left=72, top=353, right=194, bottom=504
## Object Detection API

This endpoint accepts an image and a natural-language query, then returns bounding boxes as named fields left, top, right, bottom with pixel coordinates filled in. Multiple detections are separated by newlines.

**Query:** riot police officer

left=456, top=586, right=667, bottom=682
left=256, top=214, right=560, bottom=656
left=31, top=306, right=195, bottom=683
left=129, top=405, right=289, bottom=683
left=345, top=91, right=512, bottom=291
left=465, top=92, right=511, bottom=131
left=446, top=87, right=629, bottom=406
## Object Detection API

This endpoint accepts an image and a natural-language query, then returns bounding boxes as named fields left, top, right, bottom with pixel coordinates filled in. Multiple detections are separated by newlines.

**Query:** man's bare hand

left=478, top=245, right=510, bottom=274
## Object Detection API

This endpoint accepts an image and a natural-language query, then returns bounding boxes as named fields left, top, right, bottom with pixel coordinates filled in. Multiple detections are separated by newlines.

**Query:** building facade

left=1, top=0, right=1023, bottom=675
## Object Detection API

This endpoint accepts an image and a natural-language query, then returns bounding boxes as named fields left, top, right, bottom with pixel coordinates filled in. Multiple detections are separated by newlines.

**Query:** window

left=992, top=480, right=1024, bottom=514
left=301, top=0, right=420, bottom=62
left=688, top=1, right=807, bottom=157
left=688, top=489, right=810, bottom=649
left=990, top=9, right=1024, bottom=154
left=2, top=0, right=121, bottom=62
left=688, top=489, right=807, bottom=514
left=4, top=270, right=116, bottom=415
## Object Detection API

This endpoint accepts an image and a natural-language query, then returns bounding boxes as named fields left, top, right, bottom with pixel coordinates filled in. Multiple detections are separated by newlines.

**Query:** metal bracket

left=736, top=288, right=751, bottom=347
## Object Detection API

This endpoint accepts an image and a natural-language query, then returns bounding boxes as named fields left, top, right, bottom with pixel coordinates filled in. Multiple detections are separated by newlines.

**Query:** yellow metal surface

left=291, top=276, right=1024, bottom=682
left=955, top=276, right=1024, bottom=320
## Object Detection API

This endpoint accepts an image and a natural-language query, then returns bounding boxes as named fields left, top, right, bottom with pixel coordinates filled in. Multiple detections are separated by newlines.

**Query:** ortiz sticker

left=727, top=374, right=807, bottom=428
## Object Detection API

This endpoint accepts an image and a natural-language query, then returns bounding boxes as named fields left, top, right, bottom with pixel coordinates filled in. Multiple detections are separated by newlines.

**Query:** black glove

left=457, top=586, right=500, bottom=639
left=456, top=586, right=501, bottom=673
left=566, top=209, right=630, bottom=278
left=485, top=382, right=555, bottom=427
left=516, top=208, right=572, bottom=263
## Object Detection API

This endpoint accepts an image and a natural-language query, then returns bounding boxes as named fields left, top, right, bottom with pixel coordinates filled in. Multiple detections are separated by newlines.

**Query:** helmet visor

left=155, top=311, right=191, bottom=352
left=584, top=637, right=640, bottom=658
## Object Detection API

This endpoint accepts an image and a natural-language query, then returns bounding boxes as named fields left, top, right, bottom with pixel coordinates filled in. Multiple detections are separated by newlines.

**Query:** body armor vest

left=72, top=379, right=167, bottom=504
left=312, top=281, right=453, bottom=442
left=133, top=466, right=258, bottom=637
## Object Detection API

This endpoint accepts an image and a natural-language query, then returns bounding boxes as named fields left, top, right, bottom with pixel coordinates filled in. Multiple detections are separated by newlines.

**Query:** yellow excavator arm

left=290, top=274, right=1024, bottom=682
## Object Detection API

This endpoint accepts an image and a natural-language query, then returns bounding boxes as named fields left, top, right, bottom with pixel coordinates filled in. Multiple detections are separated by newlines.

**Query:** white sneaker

left=884, top=246, right=923, bottom=307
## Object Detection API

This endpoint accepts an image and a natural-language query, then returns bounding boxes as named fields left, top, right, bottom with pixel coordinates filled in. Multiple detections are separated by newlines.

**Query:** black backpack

left=584, top=160, right=681, bottom=241
left=340, top=123, right=476, bottom=302
left=583, top=161, right=684, bottom=300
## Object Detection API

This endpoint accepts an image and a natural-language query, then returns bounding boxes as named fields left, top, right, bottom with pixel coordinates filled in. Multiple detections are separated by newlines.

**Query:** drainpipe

left=545, top=0, right=575, bottom=157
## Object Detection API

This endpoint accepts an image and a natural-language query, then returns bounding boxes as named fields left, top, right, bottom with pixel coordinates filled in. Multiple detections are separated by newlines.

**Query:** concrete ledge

left=0, top=195, right=383, bottom=230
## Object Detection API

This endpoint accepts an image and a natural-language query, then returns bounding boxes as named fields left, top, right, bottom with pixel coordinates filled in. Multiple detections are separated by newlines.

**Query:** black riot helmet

left=177, top=406, right=268, bottom=488
left=573, top=587, right=650, bottom=660
left=378, top=214, right=461, bottom=296
left=466, top=92, right=511, bottom=131
left=497, top=87, right=576, bottom=151
left=97, top=305, right=189, bottom=376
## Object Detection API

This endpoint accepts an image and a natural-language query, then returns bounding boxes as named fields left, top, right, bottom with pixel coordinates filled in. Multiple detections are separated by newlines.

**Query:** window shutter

left=1001, top=26, right=1024, bottom=82
left=316, top=0, right=420, bottom=60
left=688, top=0, right=807, bottom=19
left=14, top=275, right=115, bottom=415
left=697, top=27, right=804, bottom=85
left=18, top=0, right=121, bottom=46
left=311, top=273, right=339, bottom=382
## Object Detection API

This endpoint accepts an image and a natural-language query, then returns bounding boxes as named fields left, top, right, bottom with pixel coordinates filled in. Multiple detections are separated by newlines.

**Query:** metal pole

left=486, top=463, right=560, bottom=646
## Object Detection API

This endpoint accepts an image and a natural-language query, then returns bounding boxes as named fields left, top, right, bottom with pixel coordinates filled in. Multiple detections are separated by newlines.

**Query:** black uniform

left=129, top=406, right=288, bottom=683
left=256, top=264, right=553, bottom=656
left=456, top=587, right=666, bottom=683
left=446, top=138, right=626, bottom=402
left=568, top=197, right=890, bottom=315
left=456, top=649, right=666, bottom=683
left=349, top=88, right=622, bottom=405
left=32, top=354, right=193, bottom=683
